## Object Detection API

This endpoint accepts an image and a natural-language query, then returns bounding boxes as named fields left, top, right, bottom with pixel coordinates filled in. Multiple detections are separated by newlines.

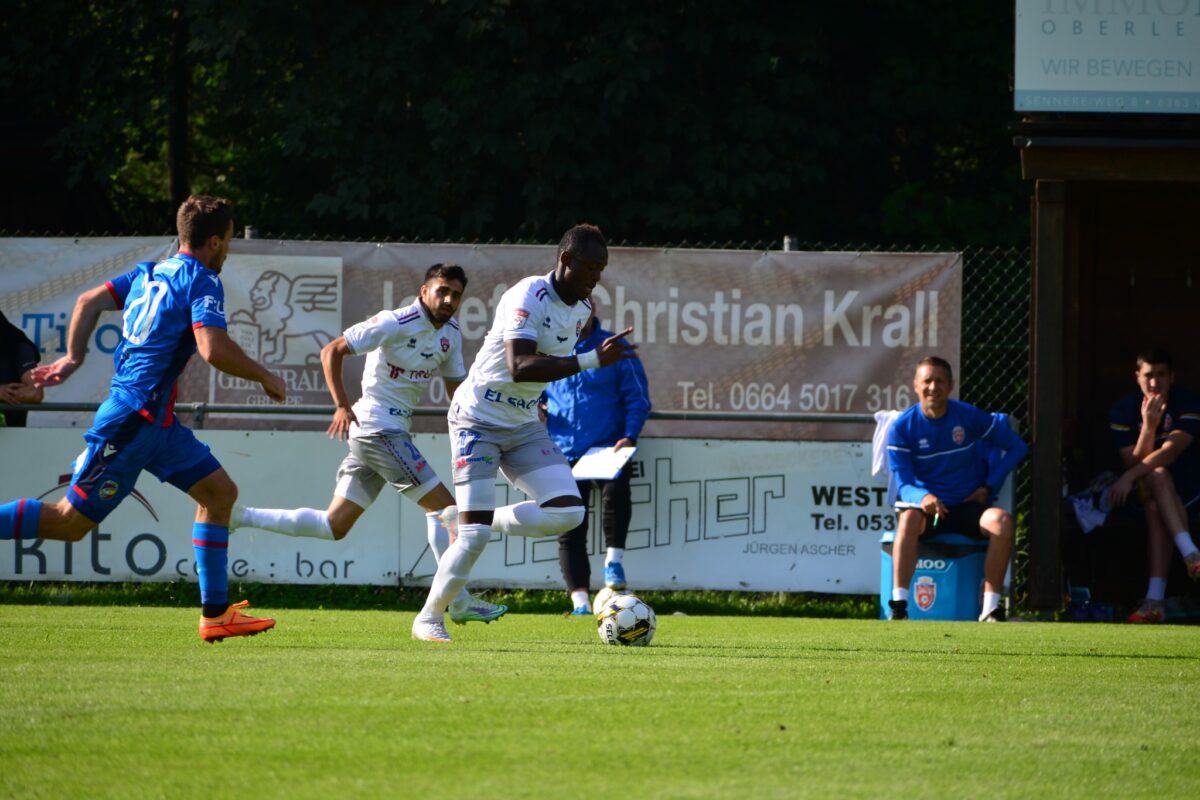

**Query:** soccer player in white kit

left=412, top=225, right=637, bottom=642
left=235, top=264, right=507, bottom=625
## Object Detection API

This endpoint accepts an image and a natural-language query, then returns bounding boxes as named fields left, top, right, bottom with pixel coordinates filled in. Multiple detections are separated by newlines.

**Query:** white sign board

left=0, top=429, right=894, bottom=594
left=1015, top=0, right=1200, bottom=113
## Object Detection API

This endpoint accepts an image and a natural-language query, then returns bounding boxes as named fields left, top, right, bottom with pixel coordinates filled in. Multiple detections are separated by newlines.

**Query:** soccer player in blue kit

left=885, top=356, right=1027, bottom=621
left=0, top=195, right=287, bottom=642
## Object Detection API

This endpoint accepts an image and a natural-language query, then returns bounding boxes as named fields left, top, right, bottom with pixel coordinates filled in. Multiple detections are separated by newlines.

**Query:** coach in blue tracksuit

left=541, top=310, right=650, bottom=614
left=885, top=356, right=1027, bottom=622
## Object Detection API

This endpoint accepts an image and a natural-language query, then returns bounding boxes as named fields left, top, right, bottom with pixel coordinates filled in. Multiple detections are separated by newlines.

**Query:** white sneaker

left=438, top=504, right=459, bottom=540
left=412, top=615, right=452, bottom=642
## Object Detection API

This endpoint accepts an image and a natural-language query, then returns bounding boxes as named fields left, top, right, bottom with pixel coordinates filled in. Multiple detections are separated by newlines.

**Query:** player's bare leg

left=1143, top=467, right=1200, bottom=580
left=888, top=508, right=926, bottom=620
left=977, top=507, right=1013, bottom=621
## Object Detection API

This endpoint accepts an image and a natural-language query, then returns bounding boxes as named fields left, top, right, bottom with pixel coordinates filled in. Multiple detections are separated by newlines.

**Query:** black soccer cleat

left=887, top=599, right=908, bottom=620
left=978, top=605, right=1007, bottom=623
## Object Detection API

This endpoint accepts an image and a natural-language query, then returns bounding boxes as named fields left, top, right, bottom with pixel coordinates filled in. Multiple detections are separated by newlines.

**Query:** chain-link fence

left=3, top=233, right=1034, bottom=601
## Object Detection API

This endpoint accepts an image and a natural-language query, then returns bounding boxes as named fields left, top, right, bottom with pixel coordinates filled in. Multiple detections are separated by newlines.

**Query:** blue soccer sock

left=192, top=522, right=229, bottom=614
left=0, top=498, right=43, bottom=540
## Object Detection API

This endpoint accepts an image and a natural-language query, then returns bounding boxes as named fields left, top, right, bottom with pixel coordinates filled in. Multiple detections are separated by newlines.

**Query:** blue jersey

left=543, top=324, right=651, bottom=461
left=105, top=253, right=227, bottom=425
left=886, top=399, right=1027, bottom=506
left=1109, top=387, right=1200, bottom=478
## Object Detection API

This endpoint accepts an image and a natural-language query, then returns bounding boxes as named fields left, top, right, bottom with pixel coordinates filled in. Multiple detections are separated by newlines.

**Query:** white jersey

left=343, top=300, right=466, bottom=436
left=452, top=272, right=591, bottom=428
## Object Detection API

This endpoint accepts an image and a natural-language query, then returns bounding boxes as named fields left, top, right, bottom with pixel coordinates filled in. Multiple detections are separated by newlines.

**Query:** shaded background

left=0, top=1, right=1024, bottom=246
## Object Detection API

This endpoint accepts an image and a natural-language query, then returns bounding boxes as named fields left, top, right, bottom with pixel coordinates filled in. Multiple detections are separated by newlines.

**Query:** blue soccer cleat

left=603, top=561, right=626, bottom=590
left=448, top=595, right=509, bottom=626
left=570, top=605, right=592, bottom=616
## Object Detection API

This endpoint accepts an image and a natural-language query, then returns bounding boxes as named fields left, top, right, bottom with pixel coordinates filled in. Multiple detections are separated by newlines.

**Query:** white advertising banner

left=0, top=429, right=892, bottom=594
left=1015, top=0, right=1200, bottom=114
left=0, top=237, right=961, bottom=442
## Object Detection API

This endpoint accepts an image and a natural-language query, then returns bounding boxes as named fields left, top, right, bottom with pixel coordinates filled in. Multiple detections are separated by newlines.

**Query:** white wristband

left=577, top=349, right=600, bottom=371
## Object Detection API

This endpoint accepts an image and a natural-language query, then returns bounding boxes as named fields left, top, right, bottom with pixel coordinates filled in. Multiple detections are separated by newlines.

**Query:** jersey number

left=123, top=280, right=170, bottom=345
left=455, top=430, right=482, bottom=458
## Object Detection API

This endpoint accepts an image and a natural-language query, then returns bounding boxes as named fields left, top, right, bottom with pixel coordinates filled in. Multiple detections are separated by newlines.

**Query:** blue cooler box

left=879, top=532, right=988, bottom=620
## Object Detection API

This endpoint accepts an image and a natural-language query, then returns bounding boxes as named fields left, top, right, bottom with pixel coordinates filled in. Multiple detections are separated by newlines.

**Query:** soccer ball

left=596, top=593, right=656, bottom=646
left=591, top=585, right=621, bottom=618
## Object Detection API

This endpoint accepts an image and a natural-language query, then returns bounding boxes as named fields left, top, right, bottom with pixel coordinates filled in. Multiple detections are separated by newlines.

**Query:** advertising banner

left=1015, top=0, right=1200, bottom=114
left=0, top=238, right=961, bottom=442
left=0, top=429, right=896, bottom=594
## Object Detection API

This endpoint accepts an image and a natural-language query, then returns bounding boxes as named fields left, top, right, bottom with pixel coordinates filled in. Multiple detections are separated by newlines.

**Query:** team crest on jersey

left=915, top=576, right=936, bottom=610
left=99, top=480, right=120, bottom=500
left=512, top=308, right=530, bottom=329
left=440, top=337, right=450, bottom=352
left=952, top=426, right=965, bottom=445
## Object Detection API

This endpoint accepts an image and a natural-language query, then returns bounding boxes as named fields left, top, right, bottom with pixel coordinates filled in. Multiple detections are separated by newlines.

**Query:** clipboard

left=571, top=446, right=638, bottom=480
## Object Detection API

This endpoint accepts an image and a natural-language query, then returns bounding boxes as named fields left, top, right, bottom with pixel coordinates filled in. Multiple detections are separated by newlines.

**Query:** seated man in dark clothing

left=0, top=310, right=43, bottom=427
left=1108, top=347, right=1200, bottom=623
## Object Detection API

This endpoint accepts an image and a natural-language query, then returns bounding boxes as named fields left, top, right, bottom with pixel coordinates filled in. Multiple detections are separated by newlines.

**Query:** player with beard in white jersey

left=234, top=264, right=508, bottom=626
left=413, top=224, right=637, bottom=642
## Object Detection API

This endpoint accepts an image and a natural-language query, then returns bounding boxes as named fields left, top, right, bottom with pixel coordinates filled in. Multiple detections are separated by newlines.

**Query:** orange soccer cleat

left=199, top=600, right=276, bottom=643
left=1186, top=551, right=1200, bottom=582
left=1127, top=599, right=1165, bottom=624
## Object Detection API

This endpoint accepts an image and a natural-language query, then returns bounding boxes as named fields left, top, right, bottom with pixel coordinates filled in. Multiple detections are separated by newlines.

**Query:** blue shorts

left=67, top=398, right=221, bottom=523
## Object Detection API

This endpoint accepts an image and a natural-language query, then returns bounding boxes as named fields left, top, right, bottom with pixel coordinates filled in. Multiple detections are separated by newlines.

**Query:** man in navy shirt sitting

left=1108, top=348, right=1200, bottom=623
left=885, top=356, right=1027, bottom=621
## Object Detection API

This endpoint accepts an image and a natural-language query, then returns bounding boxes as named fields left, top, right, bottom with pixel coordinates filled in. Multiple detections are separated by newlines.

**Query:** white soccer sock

left=420, top=523, right=490, bottom=618
left=1173, top=532, right=1198, bottom=558
left=238, top=506, right=335, bottom=540
left=571, top=589, right=590, bottom=610
left=491, top=501, right=584, bottom=537
left=606, top=547, right=625, bottom=565
left=981, top=591, right=1002, bottom=617
left=426, top=512, right=471, bottom=605
left=426, top=512, right=450, bottom=559
left=892, top=588, right=909, bottom=602
left=1146, top=577, right=1168, bottom=602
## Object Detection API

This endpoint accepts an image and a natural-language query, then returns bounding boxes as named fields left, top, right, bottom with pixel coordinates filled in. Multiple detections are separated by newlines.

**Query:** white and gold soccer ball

left=596, top=593, right=656, bottom=646
left=591, top=585, right=620, bottom=618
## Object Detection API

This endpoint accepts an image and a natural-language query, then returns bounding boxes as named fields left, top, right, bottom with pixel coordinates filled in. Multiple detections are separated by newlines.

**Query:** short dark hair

left=176, top=195, right=235, bottom=250
left=915, top=356, right=954, bottom=382
left=557, top=223, right=607, bottom=262
left=1135, top=347, right=1172, bottom=371
left=424, top=263, right=467, bottom=288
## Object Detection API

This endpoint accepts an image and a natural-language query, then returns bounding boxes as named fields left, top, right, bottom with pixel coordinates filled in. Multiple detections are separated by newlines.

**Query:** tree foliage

left=1, top=1, right=1026, bottom=245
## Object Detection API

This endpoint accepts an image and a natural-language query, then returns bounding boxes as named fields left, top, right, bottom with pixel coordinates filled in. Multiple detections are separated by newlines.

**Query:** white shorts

left=334, top=431, right=442, bottom=509
left=447, top=410, right=569, bottom=489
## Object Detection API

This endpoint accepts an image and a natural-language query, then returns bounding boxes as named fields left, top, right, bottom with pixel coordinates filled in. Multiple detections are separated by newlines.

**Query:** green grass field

left=2, top=605, right=1198, bottom=799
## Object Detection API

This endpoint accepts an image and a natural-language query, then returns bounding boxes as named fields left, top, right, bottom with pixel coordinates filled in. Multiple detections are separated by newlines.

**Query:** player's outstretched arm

left=320, top=336, right=356, bottom=439
left=505, top=327, right=637, bottom=383
left=32, top=285, right=117, bottom=387
left=195, top=326, right=286, bottom=401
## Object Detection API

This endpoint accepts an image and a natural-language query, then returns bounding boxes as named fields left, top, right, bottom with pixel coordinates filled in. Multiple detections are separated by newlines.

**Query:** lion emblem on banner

left=228, top=270, right=337, bottom=365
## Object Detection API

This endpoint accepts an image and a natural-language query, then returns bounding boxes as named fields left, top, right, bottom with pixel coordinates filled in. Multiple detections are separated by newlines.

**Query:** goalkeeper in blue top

left=0, top=195, right=287, bottom=642
left=884, top=356, right=1027, bottom=621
